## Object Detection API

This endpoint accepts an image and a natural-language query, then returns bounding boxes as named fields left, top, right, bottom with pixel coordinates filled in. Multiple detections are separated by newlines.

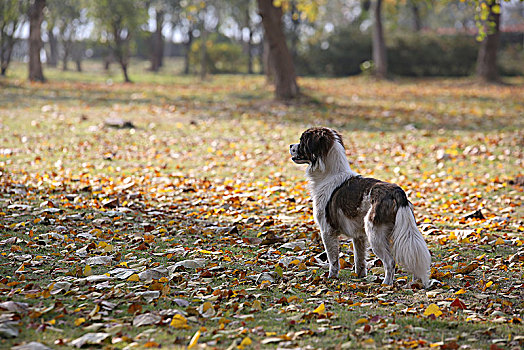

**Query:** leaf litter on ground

left=0, top=74, right=523, bottom=349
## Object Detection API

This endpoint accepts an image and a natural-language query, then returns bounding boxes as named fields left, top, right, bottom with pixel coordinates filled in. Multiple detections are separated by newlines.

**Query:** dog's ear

left=302, top=128, right=335, bottom=162
left=332, top=129, right=345, bottom=149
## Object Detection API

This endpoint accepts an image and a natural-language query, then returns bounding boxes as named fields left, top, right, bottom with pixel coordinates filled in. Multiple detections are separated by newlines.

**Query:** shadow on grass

left=1, top=76, right=522, bottom=132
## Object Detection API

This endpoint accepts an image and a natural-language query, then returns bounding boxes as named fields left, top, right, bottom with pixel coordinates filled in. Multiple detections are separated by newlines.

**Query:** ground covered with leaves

left=1, top=67, right=523, bottom=349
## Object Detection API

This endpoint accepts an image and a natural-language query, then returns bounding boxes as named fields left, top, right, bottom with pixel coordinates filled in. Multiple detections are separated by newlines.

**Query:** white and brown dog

left=290, top=127, right=431, bottom=287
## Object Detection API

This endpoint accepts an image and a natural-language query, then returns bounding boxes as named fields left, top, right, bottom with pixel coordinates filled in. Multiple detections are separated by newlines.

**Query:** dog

left=290, top=127, right=431, bottom=287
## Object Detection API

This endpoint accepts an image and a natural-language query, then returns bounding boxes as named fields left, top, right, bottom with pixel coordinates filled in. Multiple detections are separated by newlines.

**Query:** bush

left=387, top=34, right=478, bottom=76
left=296, top=29, right=485, bottom=77
left=295, top=27, right=372, bottom=76
left=190, top=36, right=247, bottom=74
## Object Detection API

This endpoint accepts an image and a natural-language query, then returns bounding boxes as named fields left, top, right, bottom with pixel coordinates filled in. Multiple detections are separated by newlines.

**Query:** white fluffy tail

left=392, top=205, right=431, bottom=287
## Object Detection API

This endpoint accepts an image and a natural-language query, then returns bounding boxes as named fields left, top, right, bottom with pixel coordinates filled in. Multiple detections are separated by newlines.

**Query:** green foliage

left=89, top=0, right=147, bottom=52
left=387, top=34, right=478, bottom=77
left=190, top=35, right=247, bottom=74
left=296, top=30, right=484, bottom=77
left=295, top=27, right=372, bottom=76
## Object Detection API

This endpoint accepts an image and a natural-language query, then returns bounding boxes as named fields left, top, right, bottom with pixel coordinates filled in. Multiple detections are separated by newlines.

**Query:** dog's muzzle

left=290, top=144, right=308, bottom=164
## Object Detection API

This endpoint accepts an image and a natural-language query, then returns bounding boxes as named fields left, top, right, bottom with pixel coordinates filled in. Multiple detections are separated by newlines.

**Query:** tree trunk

left=47, top=29, right=58, bottom=67
left=113, top=24, right=131, bottom=83
left=247, top=31, right=253, bottom=74
left=72, top=41, right=83, bottom=72
left=245, top=6, right=253, bottom=74
left=62, top=40, right=71, bottom=71
left=262, top=35, right=274, bottom=82
left=257, top=0, right=299, bottom=100
left=104, top=53, right=112, bottom=71
left=120, top=61, right=131, bottom=83
left=411, top=2, right=422, bottom=32
left=1, top=37, right=15, bottom=76
left=75, top=60, right=82, bottom=72
left=28, top=0, right=46, bottom=82
left=200, top=24, right=207, bottom=80
left=290, top=1, right=299, bottom=61
left=476, top=1, right=501, bottom=82
left=183, top=29, right=193, bottom=75
left=150, top=8, right=164, bottom=72
left=371, top=0, right=387, bottom=79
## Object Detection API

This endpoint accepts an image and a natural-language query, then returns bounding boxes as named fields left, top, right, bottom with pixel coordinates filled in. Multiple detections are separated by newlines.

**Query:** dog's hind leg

left=365, top=219, right=396, bottom=285
left=352, top=236, right=367, bottom=278
left=321, top=229, right=340, bottom=278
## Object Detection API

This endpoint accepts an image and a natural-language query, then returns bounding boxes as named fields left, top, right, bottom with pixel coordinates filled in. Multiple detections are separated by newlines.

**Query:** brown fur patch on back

left=326, top=176, right=409, bottom=229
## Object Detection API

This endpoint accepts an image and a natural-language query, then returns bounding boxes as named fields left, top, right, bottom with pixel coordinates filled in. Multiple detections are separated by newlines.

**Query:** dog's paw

left=424, top=279, right=441, bottom=290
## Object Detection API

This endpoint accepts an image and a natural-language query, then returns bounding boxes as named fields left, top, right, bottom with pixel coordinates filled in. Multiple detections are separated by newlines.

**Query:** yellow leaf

left=83, top=265, right=92, bottom=276
left=239, top=337, right=252, bottom=348
left=313, top=303, right=325, bottom=315
left=202, top=301, right=212, bottom=312
left=494, top=237, right=504, bottom=245
left=423, top=303, right=443, bottom=317
left=75, top=317, right=86, bottom=326
left=170, top=314, right=190, bottom=329
left=454, top=288, right=466, bottom=295
left=252, top=299, right=262, bottom=311
left=188, top=330, right=201, bottom=349
left=485, top=281, right=493, bottom=288
left=127, top=274, right=140, bottom=282
left=355, top=318, right=368, bottom=325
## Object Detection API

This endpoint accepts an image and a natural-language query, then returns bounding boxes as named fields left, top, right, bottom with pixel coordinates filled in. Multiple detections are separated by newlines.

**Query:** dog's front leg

left=353, top=236, right=367, bottom=278
left=321, top=229, right=340, bottom=278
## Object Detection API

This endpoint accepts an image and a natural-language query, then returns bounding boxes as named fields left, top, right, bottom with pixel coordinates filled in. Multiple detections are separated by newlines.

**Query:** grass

left=0, top=60, right=523, bottom=349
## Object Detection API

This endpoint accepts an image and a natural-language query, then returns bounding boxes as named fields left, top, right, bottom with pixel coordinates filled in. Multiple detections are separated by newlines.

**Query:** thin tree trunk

left=371, top=0, right=387, bottom=79
left=150, top=8, right=164, bottom=72
left=62, top=41, right=71, bottom=71
left=245, top=6, right=253, bottom=74
left=411, top=2, right=422, bottom=32
left=200, top=23, right=207, bottom=80
left=257, top=0, right=299, bottom=100
left=121, top=62, right=130, bottom=83
left=113, top=24, right=131, bottom=83
left=1, top=37, right=15, bottom=76
left=72, top=41, right=83, bottom=72
left=290, top=1, right=299, bottom=61
left=28, top=0, right=46, bottom=82
left=247, top=31, right=253, bottom=74
left=47, top=30, right=58, bottom=67
left=476, top=1, right=501, bottom=82
left=183, top=28, right=193, bottom=75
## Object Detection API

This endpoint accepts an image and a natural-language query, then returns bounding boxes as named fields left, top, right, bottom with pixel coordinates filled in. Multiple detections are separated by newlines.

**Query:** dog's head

left=289, top=127, right=345, bottom=171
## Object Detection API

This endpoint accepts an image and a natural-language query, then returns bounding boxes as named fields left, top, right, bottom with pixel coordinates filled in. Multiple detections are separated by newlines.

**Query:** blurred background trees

left=0, top=0, right=522, bottom=95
